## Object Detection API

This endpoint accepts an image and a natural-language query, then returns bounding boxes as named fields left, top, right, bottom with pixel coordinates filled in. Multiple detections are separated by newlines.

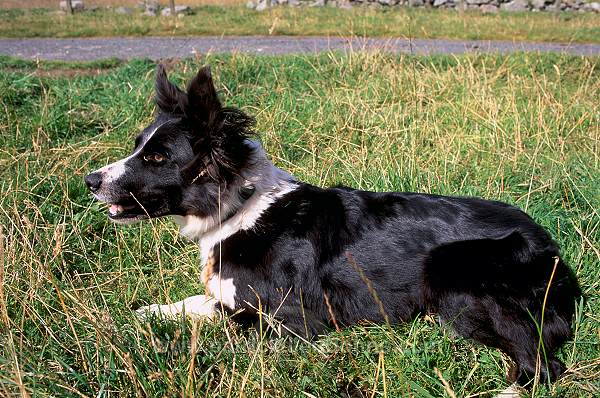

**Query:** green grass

left=1, top=6, right=600, bottom=43
left=0, top=52, right=599, bottom=397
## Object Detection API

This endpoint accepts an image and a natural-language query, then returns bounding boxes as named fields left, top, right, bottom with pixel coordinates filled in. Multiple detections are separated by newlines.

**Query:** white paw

left=135, top=295, right=219, bottom=321
left=135, top=303, right=162, bottom=320
left=494, top=384, right=522, bottom=398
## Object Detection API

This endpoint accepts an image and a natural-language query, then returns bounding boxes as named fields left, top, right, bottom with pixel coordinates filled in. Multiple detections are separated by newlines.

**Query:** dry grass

left=0, top=52, right=599, bottom=397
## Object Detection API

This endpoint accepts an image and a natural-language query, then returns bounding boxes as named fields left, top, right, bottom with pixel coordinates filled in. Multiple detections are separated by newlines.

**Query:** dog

left=85, top=65, right=581, bottom=386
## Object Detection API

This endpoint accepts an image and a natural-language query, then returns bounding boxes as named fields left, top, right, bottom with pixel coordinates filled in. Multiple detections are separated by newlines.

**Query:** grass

left=1, top=6, right=600, bottom=43
left=0, top=52, right=599, bottom=397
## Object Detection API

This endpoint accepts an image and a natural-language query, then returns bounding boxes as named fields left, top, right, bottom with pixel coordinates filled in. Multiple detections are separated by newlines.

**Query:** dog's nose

left=85, top=172, right=103, bottom=193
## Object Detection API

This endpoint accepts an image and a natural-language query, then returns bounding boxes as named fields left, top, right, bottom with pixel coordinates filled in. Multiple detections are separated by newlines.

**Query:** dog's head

left=85, top=65, right=255, bottom=224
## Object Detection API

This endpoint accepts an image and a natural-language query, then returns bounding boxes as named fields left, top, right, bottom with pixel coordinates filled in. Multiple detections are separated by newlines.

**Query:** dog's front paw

left=135, top=304, right=162, bottom=320
left=134, top=295, right=219, bottom=321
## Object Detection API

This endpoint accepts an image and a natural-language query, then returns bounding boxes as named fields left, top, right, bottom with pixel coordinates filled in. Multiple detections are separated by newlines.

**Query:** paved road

left=1, top=36, right=598, bottom=60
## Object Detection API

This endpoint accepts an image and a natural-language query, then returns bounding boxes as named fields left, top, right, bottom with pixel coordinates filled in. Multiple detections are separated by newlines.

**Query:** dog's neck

left=172, top=141, right=297, bottom=266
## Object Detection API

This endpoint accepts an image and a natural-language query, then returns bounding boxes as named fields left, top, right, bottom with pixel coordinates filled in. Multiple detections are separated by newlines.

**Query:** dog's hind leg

left=434, top=293, right=566, bottom=385
left=423, top=232, right=579, bottom=385
left=136, top=295, right=220, bottom=321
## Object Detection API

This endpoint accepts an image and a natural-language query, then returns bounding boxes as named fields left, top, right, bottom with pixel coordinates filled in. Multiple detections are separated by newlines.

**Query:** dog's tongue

left=109, top=204, right=123, bottom=215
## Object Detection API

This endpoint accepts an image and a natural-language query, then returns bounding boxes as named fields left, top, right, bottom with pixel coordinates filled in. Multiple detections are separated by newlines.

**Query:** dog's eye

left=143, top=153, right=166, bottom=163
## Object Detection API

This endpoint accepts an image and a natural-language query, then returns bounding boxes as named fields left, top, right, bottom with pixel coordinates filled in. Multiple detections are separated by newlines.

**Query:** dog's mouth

left=108, top=202, right=142, bottom=218
left=106, top=201, right=149, bottom=222
left=104, top=198, right=169, bottom=223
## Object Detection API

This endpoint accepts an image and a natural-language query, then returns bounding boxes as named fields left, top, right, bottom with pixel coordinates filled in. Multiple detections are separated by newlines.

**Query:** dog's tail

left=422, top=231, right=581, bottom=385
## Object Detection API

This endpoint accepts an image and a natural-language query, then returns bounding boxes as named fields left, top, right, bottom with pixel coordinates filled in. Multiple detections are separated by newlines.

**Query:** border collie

left=85, top=65, right=581, bottom=386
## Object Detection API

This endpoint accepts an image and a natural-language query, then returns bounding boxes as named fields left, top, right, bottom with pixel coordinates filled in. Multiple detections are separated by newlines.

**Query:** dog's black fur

left=85, top=65, right=581, bottom=386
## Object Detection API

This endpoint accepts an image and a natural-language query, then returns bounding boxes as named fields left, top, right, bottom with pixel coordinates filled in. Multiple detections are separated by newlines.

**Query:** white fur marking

left=93, top=120, right=172, bottom=191
left=196, top=182, right=296, bottom=267
left=207, top=276, right=237, bottom=310
left=493, top=384, right=521, bottom=398
left=174, top=140, right=297, bottom=268
left=98, top=158, right=127, bottom=183
left=173, top=214, right=221, bottom=245
left=136, top=294, right=218, bottom=320
left=172, top=141, right=297, bottom=314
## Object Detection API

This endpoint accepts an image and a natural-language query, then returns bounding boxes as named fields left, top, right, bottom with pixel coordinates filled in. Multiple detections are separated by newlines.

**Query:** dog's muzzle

left=85, top=172, right=103, bottom=193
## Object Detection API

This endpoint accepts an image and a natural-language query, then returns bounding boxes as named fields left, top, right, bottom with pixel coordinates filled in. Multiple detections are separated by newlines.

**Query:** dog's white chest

left=200, top=247, right=237, bottom=310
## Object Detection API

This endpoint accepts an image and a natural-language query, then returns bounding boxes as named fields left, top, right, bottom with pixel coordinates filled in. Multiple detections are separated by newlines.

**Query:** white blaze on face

left=90, top=120, right=173, bottom=200
left=96, top=158, right=128, bottom=186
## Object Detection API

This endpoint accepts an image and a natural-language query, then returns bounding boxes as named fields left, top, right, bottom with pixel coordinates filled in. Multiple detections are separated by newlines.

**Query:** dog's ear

left=179, top=66, right=256, bottom=184
left=185, top=66, right=222, bottom=127
left=155, top=64, right=187, bottom=114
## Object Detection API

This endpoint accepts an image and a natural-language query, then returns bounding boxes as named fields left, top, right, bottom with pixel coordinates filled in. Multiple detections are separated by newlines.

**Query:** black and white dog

left=85, top=65, right=581, bottom=386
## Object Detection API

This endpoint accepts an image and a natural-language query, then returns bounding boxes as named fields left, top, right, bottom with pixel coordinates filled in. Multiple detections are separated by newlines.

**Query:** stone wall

left=247, top=0, right=600, bottom=12
left=57, top=0, right=600, bottom=14
left=58, top=1, right=193, bottom=16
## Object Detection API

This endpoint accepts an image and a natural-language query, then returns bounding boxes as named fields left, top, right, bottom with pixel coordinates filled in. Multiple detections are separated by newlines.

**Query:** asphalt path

left=1, top=36, right=599, bottom=60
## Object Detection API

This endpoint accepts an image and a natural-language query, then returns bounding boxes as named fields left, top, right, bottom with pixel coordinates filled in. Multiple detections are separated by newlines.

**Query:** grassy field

left=1, top=6, right=600, bottom=43
left=0, top=52, right=599, bottom=397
